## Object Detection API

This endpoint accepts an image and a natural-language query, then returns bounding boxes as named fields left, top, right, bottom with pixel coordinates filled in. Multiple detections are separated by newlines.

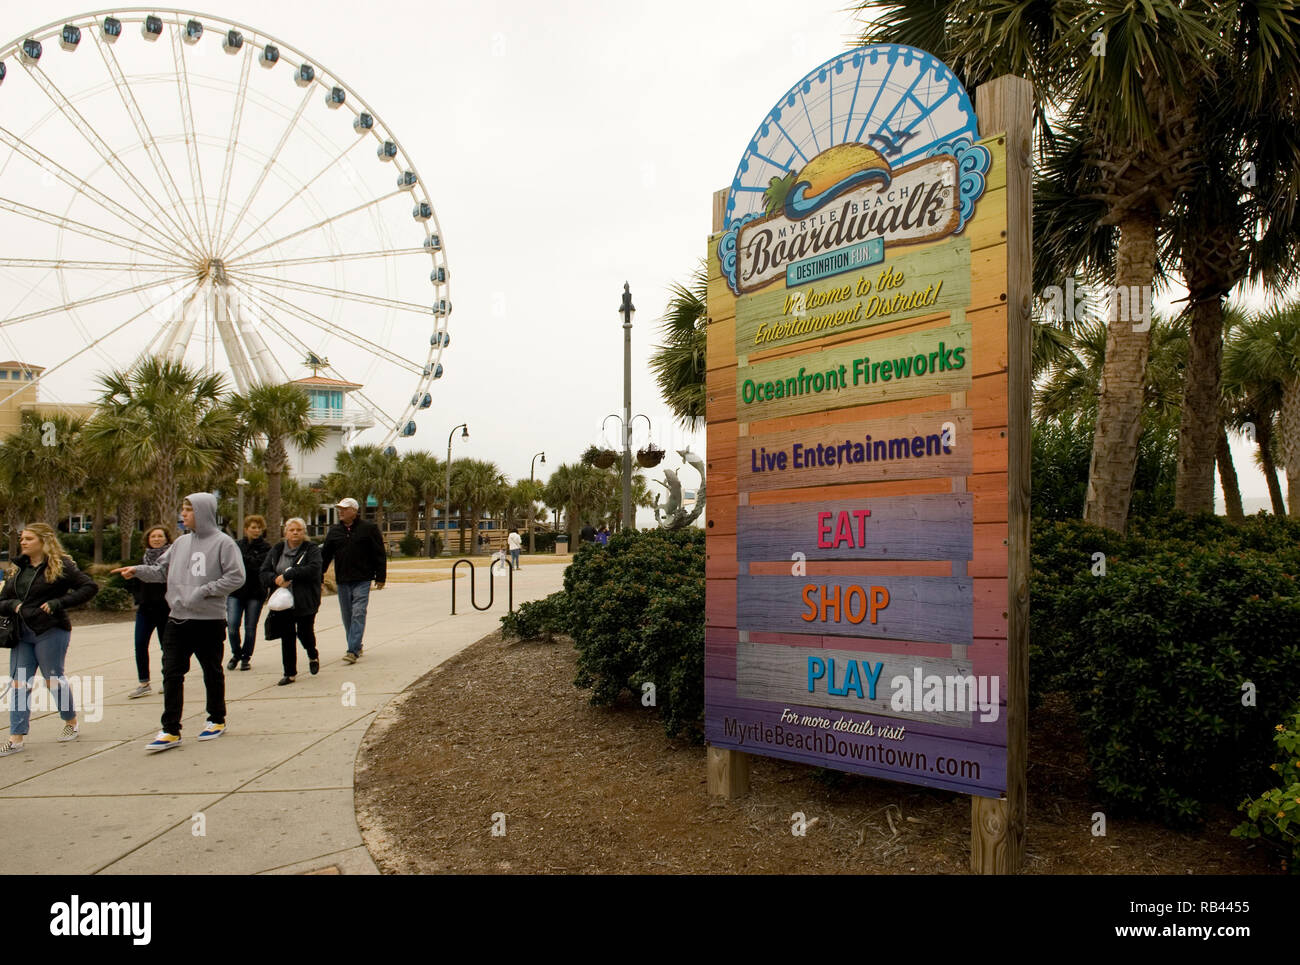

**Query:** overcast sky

left=0, top=1, right=1282, bottom=516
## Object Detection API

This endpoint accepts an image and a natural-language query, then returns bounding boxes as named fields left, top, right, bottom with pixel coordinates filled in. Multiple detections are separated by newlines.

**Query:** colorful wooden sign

left=706, top=43, right=1026, bottom=832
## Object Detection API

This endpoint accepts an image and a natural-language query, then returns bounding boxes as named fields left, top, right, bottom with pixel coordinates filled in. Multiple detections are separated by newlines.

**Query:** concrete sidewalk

left=0, top=561, right=565, bottom=875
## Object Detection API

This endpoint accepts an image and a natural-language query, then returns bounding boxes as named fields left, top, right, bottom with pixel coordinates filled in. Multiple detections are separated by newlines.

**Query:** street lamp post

left=619, top=282, right=635, bottom=531
left=444, top=423, right=468, bottom=556
left=529, top=451, right=545, bottom=555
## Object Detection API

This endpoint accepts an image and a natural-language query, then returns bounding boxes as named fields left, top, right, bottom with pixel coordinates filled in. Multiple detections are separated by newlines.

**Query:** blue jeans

left=510, top=549, right=520, bottom=570
left=226, top=596, right=264, bottom=661
left=337, top=581, right=371, bottom=654
left=8, top=623, right=75, bottom=736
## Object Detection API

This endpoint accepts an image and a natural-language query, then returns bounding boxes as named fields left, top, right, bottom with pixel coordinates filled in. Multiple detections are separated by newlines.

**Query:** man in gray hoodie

left=114, top=493, right=245, bottom=751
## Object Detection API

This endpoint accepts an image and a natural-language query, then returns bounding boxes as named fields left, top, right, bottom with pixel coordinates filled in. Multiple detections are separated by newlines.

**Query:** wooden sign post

left=703, top=48, right=1031, bottom=874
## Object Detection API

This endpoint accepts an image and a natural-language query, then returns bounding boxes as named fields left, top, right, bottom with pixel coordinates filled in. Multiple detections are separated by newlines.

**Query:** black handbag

left=0, top=612, right=18, bottom=649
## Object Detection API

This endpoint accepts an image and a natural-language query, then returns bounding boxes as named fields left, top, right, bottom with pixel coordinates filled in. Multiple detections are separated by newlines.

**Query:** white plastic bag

left=267, top=586, right=294, bottom=611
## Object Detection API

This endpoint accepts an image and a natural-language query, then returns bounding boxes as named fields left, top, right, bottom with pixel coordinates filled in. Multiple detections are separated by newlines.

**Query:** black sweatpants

left=161, top=617, right=226, bottom=735
left=281, top=612, right=319, bottom=677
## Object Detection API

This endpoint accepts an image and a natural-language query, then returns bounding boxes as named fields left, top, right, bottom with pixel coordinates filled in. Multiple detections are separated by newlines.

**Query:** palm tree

left=1165, top=7, right=1300, bottom=513
left=450, top=459, right=506, bottom=554
left=543, top=462, right=607, bottom=546
left=0, top=456, right=39, bottom=557
left=0, top=411, right=87, bottom=525
left=862, top=1, right=1300, bottom=524
left=1222, top=301, right=1300, bottom=516
left=400, top=451, right=446, bottom=556
left=649, top=264, right=708, bottom=429
left=85, top=357, right=239, bottom=524
left=1034, top=313, right=1188, bottom=429
left=229, top=382, right=328, bottom=537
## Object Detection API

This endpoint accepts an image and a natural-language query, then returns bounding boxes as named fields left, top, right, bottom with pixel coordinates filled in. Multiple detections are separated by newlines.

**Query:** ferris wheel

left=0, top=8, right=451, bottom=446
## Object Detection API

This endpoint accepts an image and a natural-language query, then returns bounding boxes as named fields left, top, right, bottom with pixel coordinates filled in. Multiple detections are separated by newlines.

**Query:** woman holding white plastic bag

left=260, top=518, right=322, bottom=686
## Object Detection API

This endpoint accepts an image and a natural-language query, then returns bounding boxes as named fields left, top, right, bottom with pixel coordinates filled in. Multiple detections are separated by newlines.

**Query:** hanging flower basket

left=636, top=444, right=665, bottom=468
left=590, top=448, right=618, bottom=469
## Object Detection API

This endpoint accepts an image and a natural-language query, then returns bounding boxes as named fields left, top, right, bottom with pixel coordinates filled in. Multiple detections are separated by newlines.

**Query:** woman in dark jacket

left=0, top=523, right=98, bottom=756
left=260, top=518, right=323, bottom=686
left=227, top=515, right=271, bottom=671
left=126, top=525, right=171, bottom=698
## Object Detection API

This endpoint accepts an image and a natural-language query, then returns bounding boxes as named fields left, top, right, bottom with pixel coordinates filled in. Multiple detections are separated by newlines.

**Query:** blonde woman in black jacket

left=0, top=524, right=98, bottom=756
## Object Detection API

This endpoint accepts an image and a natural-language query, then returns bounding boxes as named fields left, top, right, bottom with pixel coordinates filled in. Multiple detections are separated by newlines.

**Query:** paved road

left=0, top=562, right=565, bottom=874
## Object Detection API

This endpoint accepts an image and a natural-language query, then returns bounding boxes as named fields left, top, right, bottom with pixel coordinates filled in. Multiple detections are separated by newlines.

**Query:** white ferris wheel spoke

left=0, top=195, right=189, bottom=264
left=211, top=42, right=255, bottom=248
left=224, top=189, right=405, bottom=264
left=0, top=125, right=193, bottom=259
left=0, top=257, right=179, bottom=272
left=0, top=277, right=188, bottom=409
left=223, top=188, right=405, bottom=266
left=228, top=276, right=424, bottom=373
left=228, top=268, right=435, bottom=315
left=234, top=247, right=427, bottom=270
left=225, top=137, right=367, bottom=259
left=22, top=58, right=199, bottom=259
left=93, top=32, right=207, bottom=254
left=217, top=86, right=313, bottom=253
left=232, top=299, right=397, bottom=433
left=0, top=271, right=193, bottom=330
left=170, top=19, right=214, bottom=251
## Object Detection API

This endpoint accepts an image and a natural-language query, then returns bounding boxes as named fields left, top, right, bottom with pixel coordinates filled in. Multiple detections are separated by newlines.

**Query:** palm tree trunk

left=1280, top=380, right=1300, bottom=518
left=92, top=497, right=105, bottom=564
left=6, top=505, right=20, bottom=558
left=1216, top=426, right=1243, bottom=522
left=1255, top=417, right=1287, bottom=515
left=568, top=505, right=582, bottom=547
left=119, top=496, right=136, bottom=561
left=1084, top=212, right=1158, bottom=533
left=45, top=480, right=59, bottom=526
left=1175, top=293, right=1225, bottom=514
left=154, top=462, right=177, bottom=535
left=266, top=470, right=283, bottom=540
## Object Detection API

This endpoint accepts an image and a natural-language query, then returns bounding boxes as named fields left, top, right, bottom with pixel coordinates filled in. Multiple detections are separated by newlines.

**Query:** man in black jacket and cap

left=320, top=498, right=385, bottom=664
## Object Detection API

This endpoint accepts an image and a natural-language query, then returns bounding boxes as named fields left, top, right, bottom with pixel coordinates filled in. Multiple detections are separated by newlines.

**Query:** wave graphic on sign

left=783, top=166, right=892, bottom=220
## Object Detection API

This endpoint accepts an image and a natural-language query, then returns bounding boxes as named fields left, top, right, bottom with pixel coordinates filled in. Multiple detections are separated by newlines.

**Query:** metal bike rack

left=450, top=557, right=514, bottom=615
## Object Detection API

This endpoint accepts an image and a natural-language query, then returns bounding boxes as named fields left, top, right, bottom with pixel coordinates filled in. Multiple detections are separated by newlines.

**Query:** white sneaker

left=0, top=740, right=25, bottom=756
left=58, top=723, right=79, bottom=742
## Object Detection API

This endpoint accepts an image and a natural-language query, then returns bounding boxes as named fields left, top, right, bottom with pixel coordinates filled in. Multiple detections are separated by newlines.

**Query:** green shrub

left=530, top=532, right=557, bottom=554
left=1232, top=707, right=1300, bottom=873
left=1031, top=513, right=1300, bottom=826
left=563, top=527, right=705, bottom=740
left=91, top=585, right=133, bottom=612
left=399, top=533, right=422, bottom=557
left=500, top=590, right=569, bottom=642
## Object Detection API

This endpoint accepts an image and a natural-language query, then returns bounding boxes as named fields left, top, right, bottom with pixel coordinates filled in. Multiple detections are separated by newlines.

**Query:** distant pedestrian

left=261, top=518, right=322, bottom=686
left=0, top=524, right=98, bottom=757
left=321, top=498, right=385, bottom=665
left=113, top=493, right=245, bottom=752
left=579, top=523, right=597, bottom=545
left=125, top=525, right=172, bottom=698
left=596, top=525, right=610, bottom=547
left=226, top=515, right=271, bottom=672
left=508, top=528, right=521, bottom=570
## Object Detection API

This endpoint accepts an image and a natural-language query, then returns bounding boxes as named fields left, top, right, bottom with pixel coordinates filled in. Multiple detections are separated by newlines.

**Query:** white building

left=286, top=375, right=374, bottom=484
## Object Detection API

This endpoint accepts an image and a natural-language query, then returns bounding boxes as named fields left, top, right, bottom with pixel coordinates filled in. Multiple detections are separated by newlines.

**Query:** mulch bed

left=354, top=632, right=1280, bottom=875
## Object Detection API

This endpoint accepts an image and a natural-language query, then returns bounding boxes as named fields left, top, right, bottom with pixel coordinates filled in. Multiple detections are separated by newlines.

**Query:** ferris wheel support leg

left=232, top=297, right=284, bottom=386
left=161, top=282, right=206, bottom=363
left=213, top=284, right=254, bottom=394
